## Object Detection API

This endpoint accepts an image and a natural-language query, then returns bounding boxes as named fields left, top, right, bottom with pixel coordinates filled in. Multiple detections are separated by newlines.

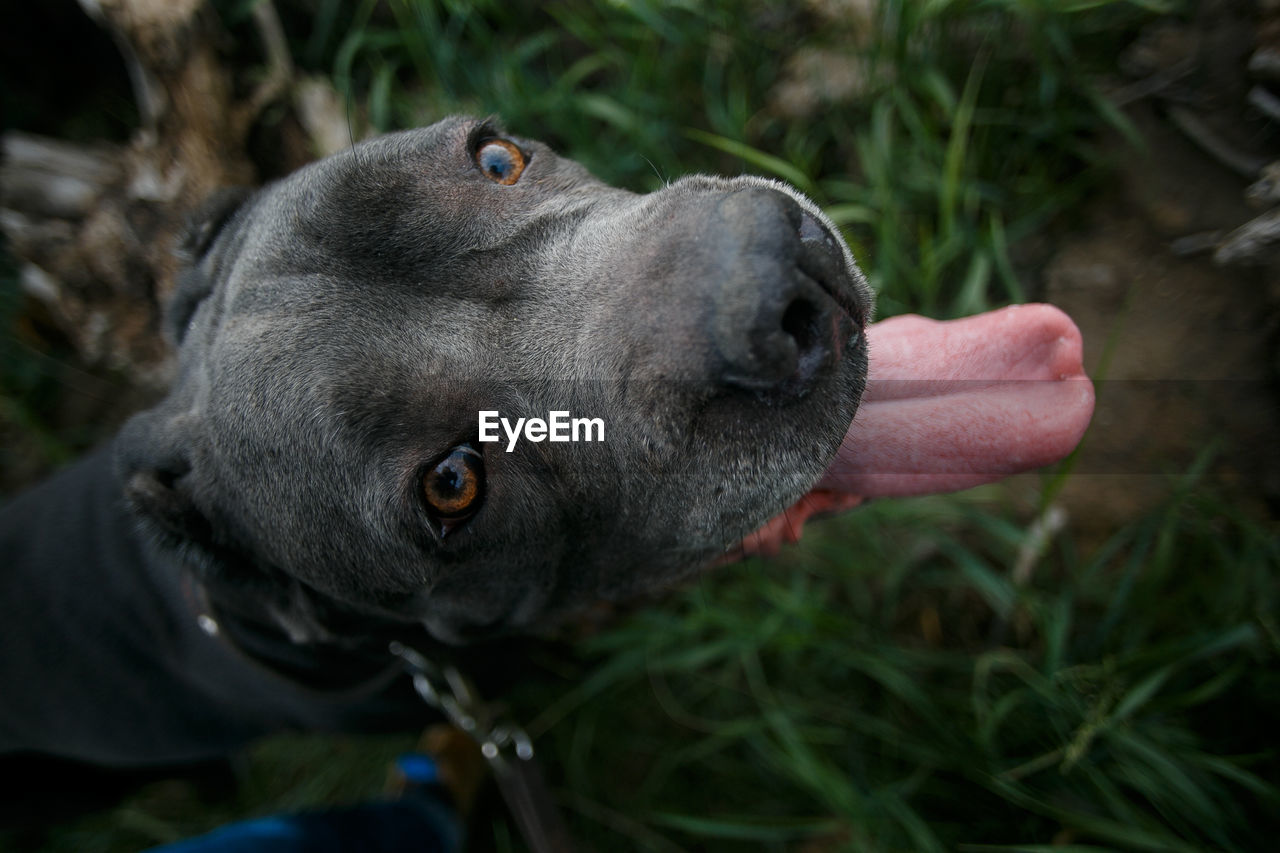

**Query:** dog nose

left=707, top=190, right=839, bottom=396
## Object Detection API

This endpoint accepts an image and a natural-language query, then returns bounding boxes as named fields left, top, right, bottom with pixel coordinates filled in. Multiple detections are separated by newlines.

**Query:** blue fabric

left=146, top=795, right=460, bottom=853
left=394, top=753, right=442, bottom=786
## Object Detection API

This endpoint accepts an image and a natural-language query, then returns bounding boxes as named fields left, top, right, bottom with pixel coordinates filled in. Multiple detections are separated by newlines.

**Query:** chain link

left=389, top=642, right=537, bottom=764
left=388, top=642, right=574, bottom=852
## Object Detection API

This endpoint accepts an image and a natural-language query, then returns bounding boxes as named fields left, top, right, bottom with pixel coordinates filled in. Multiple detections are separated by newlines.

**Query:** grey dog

left=0, top=116, right=871, bottom=767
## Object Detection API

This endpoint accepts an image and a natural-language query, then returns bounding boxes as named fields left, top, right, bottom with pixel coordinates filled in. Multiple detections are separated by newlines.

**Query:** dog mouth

left=730, top=303, right=1095, bottom=560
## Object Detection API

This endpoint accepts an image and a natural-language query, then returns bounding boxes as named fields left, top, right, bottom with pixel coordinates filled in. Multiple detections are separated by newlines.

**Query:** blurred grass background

left=4, top=0, right=1278, bottom=851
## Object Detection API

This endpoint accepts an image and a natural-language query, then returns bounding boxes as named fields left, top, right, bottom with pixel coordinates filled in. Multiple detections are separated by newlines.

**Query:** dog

left=0, top=116, right=871, bottom=767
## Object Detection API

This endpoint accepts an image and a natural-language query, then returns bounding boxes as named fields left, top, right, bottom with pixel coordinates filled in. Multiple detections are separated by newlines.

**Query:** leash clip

left=390, top=642, right=487, bottom=736
left=389, top=642, right=573, bottom=853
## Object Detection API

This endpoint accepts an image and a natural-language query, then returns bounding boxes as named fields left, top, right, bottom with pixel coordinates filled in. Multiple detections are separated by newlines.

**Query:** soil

left=1040, top=103, right=1280, bottom=533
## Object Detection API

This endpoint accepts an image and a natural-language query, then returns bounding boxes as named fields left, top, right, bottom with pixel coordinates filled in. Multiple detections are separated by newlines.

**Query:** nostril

left=778, top=296, right=829, bottom=395
left=781, top=297, right=820, bottom=357
left=718, top=293, right=829, bottom=396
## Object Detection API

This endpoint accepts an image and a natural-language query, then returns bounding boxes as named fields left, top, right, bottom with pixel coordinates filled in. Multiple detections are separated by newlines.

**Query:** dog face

left=118, top=117, right=871, bottom=643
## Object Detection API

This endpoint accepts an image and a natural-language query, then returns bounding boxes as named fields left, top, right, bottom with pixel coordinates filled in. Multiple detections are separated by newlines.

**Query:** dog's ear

left=115, top=407, right=216, bottom=557
left=116, top=408, right=342, bottom=644
left=167, top=187, right=254, bottom=344
left=115, top=408, right=338, bottom=643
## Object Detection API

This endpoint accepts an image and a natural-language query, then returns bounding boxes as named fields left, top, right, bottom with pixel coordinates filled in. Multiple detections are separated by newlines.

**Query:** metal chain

left=389, top=642, right=574, bottom=852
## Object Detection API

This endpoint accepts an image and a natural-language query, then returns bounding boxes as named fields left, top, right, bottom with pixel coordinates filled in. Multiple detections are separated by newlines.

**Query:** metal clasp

left=388, top=642, right=573, bottom=852
left=389, top=643, right=537, bottom=766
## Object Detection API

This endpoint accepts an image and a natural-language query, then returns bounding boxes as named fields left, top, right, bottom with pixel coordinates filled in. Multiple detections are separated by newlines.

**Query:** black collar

left=184, top=574, right=421, bottom=694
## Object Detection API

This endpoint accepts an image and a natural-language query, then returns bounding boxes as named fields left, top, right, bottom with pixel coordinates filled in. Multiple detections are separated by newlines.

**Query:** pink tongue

left=820, top=302, right=1094, bottom=495
left=736, top=303, right=1094, bottom=558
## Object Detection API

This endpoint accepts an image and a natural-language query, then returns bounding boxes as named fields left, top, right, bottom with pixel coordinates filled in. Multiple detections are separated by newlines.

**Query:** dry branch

left=1, top=0, right=293, bottom=384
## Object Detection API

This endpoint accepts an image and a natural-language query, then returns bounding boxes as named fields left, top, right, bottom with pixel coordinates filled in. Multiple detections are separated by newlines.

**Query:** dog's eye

left=475, top=139, right=526, bottom=186
left=423, top=446, right=484, bottom=532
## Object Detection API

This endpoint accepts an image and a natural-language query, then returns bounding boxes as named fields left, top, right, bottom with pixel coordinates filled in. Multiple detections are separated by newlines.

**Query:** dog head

left=118, top=116, right=872, bottom=643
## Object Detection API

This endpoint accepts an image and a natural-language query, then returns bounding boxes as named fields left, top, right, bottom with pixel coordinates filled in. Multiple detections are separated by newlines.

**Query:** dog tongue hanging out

left=740, top=303, right=1094, bottom=558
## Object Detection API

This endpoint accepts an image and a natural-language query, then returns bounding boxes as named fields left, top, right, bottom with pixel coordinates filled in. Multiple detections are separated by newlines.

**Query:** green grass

left=292, top=0, right=1168, bottom=319
left=8, top=0, right=1278, bottom=851
left=39, top=471, right=1274, bottom=852
left=511, top=467, right=1277, bottom=851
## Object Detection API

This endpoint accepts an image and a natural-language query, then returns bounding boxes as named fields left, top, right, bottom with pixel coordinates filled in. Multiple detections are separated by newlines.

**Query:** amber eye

left=475, top=139, right=527, bottom=185
left=422, top=446, right=484, bottom=528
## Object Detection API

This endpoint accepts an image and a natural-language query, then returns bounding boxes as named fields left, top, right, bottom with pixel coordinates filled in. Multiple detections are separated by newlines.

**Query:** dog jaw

left=734, top=303, right=1095, bottom=559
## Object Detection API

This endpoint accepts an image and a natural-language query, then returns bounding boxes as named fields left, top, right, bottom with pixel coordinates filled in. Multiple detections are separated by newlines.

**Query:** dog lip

left=796, top=212, right=867, bottom=330
left=812, top=270, right=866, bottom=330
